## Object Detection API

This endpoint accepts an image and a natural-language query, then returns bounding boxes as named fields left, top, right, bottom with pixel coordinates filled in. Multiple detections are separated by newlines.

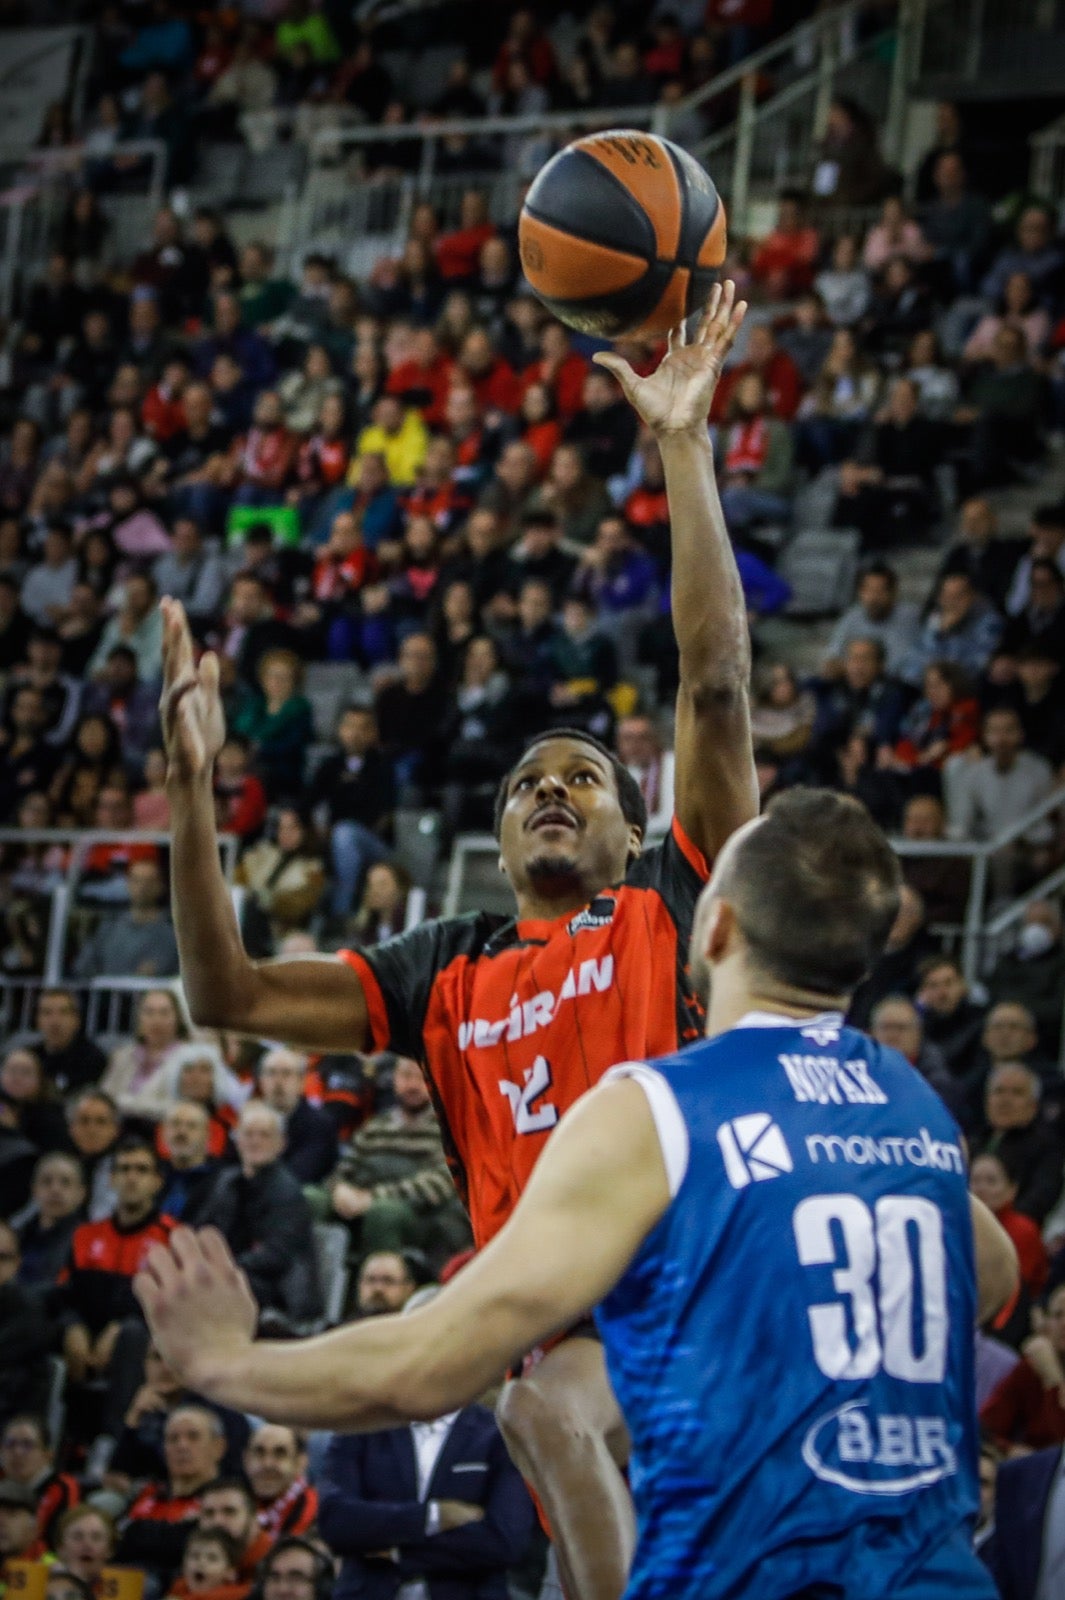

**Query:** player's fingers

left=697, top=281, right=724, bottom=342
left=160, top=674, right=197, bottom=733
left=592, top=351, right=637, bottom=394
left=198, top=1226, right=242, bottom=1283
left=199, top=650, right=221, bottom=703
left=169, top=1225, right=205, bottom=1276
left=720, top=298, right=748, bottom=354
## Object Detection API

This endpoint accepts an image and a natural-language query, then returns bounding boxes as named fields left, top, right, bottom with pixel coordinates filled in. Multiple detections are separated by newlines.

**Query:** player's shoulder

left=376, top=909, right=514, bottom=967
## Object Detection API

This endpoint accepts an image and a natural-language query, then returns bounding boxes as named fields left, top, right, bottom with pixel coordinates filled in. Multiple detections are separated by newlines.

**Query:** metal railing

left=0, top=138, right=167, bottom=317
left=890, top=783, right=1065, bottom=987
left=1031, top=113, right=1065, bottom=207
left=0, top=974, right=191, bottom=1043
left=0, top=828, right=239, bottom=996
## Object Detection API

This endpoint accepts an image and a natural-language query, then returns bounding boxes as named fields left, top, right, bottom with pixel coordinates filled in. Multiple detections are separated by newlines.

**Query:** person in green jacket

left=232, top=648, right=313, bottom=798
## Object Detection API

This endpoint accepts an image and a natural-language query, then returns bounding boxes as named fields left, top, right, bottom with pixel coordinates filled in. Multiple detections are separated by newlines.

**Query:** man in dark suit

left=257, top=1049, right=337, bottom=1185
left=317, top=1390, right=535, bottom=1599
left=989, top=1444, right=1065, bottom=1599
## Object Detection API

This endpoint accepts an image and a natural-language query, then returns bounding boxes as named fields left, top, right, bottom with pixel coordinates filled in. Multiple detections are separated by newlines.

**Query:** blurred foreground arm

left=970, top=1192, right=1019, bottom=1325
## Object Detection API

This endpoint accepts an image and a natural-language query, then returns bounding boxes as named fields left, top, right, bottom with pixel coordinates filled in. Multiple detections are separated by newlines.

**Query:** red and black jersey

left=342, top=817, right=707, bottom=1248
left=58, top=1211, right=175, bottom=1334
left=117, top=1481, right=205, bottom=1576
left=34, top=1470, right=80, bottom=1548
left=256, top=1479, right=317, bottom=1539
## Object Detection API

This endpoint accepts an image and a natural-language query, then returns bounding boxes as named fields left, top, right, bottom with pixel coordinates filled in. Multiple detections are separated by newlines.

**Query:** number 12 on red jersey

left=499, top=1056, right=559, bottom=1134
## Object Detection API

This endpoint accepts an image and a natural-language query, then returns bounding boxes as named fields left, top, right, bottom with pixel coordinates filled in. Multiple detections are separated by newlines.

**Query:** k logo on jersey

left=717, top=1114, right=793, bottom=1188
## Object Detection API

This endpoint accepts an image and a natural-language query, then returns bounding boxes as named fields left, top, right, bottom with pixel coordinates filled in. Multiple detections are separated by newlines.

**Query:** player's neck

left=706, top=976, right=847, bottom=1040
left=514, top=883, right=596, bottom=923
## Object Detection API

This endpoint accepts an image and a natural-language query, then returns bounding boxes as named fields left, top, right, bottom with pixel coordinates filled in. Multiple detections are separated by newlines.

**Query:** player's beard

left=526, top=851, right=584, bottom=889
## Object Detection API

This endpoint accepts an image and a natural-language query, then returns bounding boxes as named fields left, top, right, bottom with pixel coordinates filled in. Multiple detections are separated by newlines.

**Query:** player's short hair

left=721, top=789, right=900, bottom=996
left=492, top=728, right=647, bottom=839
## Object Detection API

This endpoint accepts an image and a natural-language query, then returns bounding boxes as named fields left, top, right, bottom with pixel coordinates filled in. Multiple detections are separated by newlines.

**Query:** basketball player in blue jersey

left=136, top=789, right=1017, bottom=1600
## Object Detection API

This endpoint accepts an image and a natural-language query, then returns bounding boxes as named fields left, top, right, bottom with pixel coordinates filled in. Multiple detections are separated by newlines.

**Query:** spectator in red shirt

left=443, top=382, right=488, bottom=475
left=385, top=327, right=453, bottom=427
left=981, top=1283, right=1065, bottom=1450
left=887, top=661, right=981, bottom=775
left=198, top=1479, right=272, bottom=1583
left=291, top=393, right=350, bottom=509
left=521, top=323, right=589, bottom=423
left=403, top=437, right=473, bottom=537
left=970, top=1151, right=1049, bottom=1298
left=712, top=323, right=804, bottom=421
left=58, top=1135, right=175, bottom=1439
left=142, top=357, right=191, bottom=444
left=457, top=328, right=521, bottom=416
left=226, top=391, right=296, bottom=507
left=492, top=7, right=556, bottom=91
left=750, top=191, right=821, bottom=300
left=519, top=381, right=563, bottom=478
left=435, top=190, right=496, bottom=283
left=213, top=736, right=267, bottom=841
left=244, top=1426, right=317, bottom=1541
left=115, top=1404, right=227, bottom=1583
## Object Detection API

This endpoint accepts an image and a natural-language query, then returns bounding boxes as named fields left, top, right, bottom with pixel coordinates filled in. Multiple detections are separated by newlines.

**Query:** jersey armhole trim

left=603, top=1062, right=690, bottom=1199
left=671, top=815, right=712, bottom=882
left=338, top=947, right=391, bottom=1053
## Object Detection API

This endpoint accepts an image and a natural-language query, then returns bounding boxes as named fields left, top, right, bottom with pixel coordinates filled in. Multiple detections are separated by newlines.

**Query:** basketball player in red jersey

left=160, top=281, right=757, bottom=1600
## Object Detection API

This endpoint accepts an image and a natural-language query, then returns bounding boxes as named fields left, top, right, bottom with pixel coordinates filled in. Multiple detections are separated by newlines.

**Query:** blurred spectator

left=306, top=705, right=393, bottom=920
left=374, top=633, right=448, bottom=802
left=197, top=1103, right=320, bottom=1321
left=716, top=373, right=795, bottom=534
left=616, top=715, right=672, bottom=829
left=988, top=905, right=1065, bottom=1058
left=101, top=987, right=187, bottom=1118
left=15, top=1152, right=86, bottom=1289
left=349, top=861, right=414, bottom=948
left=0, top=1412, right=79, bottom=1547
left=232, top=650, right=313, bottom=800
left=1006, top=505, right=1065, bottom=617
left=83, top=646, right=159, bottom=775
left=833, top=376, right=940, bottom=547
left=711, top=323, right=803, bottom=424
left=236, top=807, right=325, bottom=950
left=166, top=1524, right=243, bottom=1600
left=0, top=1231, right=55, bottom=1430
left=154, top=520, right=227, bottom=629
left=1, top=1049, right=68, bottom=1154
left=65, top=1091, right=120, bottom=1220
left=58, top=1135, right=173, bottom=1437
left=998, top=560, right=1065, bottom=667
left=815, top=237, right=872, bottom=329
left=159, top=1102, right=220, bottom=1224
left=812, top=98, right=891, bottom=205
left=824, top=563, right=920, bottom=679
left=981, top=1284, right=1065, bottom=1450
left=915, top=954, right=986, bottom=1082
left=898, top=793, right=971, bottom=926
left=886, top=661, right=981, bottom=777
left=978, top=1002, right=1056, bottom=1090
left=982, top=205, right=1064, bottom=311
left=971, top=1151, right=1048, bottom=1298
left=74, top=859, right=179, bottom=980
left=956, top=326, right=1045, bottom=492
left=214, top=736, right=268, bottom=841
left=809, top=638, right=906, bottom=761
left=53, top=1506, right=116, bottom=1590
left=309, top=1055, right=468, bottom=1264
left=30, top=991, right=106, bottom=1096
left=868, top=995, right=957, bottom=1109
left=972, top=1063, right=1063, bottom=1223
left=750, top=192, right=820, bottom=299
left=257, top=1049, right=336, bottom=1185
left=902, top=574, right=1003, bottom=687
left=0, top=1479, right=43, bottom=1565
left=935, top=497, right=1023, bottom=605
left=107, top=1341, right=247, bottom=1497
left=988, top=1442, right=1065, bottom=1599
left=87, top=572, right=165, bottom=685
left=945, top=708, right=1055, bottom=884
left=244, top=1425, right=317, bottom=1540
left=198, top=1479, right=271, bottom=1583
left=115, top=1405, right=227, bottom=1583
left=863, top=196, right=930, bottom=273
left=564, top=370, right=638, bottom=481
left=256, top=1538, right=333, bottom=1600
left=439, top=636, right=518, bottom=842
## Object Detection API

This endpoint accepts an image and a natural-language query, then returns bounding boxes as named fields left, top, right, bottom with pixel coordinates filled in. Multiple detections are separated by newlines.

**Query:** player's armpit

left=970, top=1194, right=1019, bottom=1325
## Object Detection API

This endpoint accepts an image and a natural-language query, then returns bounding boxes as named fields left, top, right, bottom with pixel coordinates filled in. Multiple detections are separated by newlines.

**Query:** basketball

left=519, top=129, right=727, bottom=340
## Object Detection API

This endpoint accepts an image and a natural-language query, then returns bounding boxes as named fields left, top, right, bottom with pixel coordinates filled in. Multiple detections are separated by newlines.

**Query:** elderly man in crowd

left=972, top=1062, right=1064, bottom=1224
left=197, top=1102, right=320, bottom=1323
left=114, top=1404, right=226, bottom=1584
left=256, top=1048, right=336, bottom=1184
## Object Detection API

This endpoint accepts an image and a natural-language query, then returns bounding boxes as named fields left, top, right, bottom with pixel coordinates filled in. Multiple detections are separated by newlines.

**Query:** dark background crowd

left=1, top=0, right=1065, bottom=1596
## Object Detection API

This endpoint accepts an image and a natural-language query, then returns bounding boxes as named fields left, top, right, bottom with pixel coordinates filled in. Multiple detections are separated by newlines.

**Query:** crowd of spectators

left=1, top=0, right=1065, bottom=1595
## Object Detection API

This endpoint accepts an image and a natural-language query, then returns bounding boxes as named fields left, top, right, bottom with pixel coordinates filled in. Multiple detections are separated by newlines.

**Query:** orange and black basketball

left=519, top=129, right=727, bottom=339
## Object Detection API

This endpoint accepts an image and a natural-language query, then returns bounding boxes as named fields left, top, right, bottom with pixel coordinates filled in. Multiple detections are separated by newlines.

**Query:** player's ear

left=627, top=824, right=643, bottom=862
left=703, top=897, right=736, bottom=964
left=498, top=852, right=508, bottom=879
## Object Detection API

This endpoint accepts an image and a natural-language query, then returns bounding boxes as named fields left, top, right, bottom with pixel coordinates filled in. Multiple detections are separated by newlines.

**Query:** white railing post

left=812, top=13, right=839, bottom=142
left=43, top=882, right=69, bottom=986
left=731, top=74, right=758, bottom=238
left=885, top=0, right=924, bottom=167
left=960, top=853, right=989, bottom=987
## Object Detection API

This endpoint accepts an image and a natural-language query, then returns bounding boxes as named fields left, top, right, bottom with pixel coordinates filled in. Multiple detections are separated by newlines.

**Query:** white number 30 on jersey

left=794, top=1194, right=948, bottom=1384
left=499, top=1056, right=559, bottom=1135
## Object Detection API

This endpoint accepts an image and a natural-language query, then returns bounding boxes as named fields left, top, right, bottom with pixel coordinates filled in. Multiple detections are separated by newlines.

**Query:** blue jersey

left=596, top=1012, right=997, bottom=1600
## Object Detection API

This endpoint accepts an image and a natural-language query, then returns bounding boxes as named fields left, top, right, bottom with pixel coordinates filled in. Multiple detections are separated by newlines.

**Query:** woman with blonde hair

left=236, top=806, right=326, bottom=952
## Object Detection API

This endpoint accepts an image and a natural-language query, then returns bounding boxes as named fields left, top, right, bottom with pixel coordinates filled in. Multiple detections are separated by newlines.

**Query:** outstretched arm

left=135, top=1078, right=671, bottom=1428
left=970, top=1193, right=1019, bottom=1326
left=160, top=598, right=368, bottom=1049
left=595, top=283, right=759, bottom=862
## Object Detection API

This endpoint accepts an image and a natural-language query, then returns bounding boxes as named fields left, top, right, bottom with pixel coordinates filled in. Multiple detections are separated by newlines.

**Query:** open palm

left=594, top=279, right=747, bottom=435
left=159, top=597, right=226, bottom=782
